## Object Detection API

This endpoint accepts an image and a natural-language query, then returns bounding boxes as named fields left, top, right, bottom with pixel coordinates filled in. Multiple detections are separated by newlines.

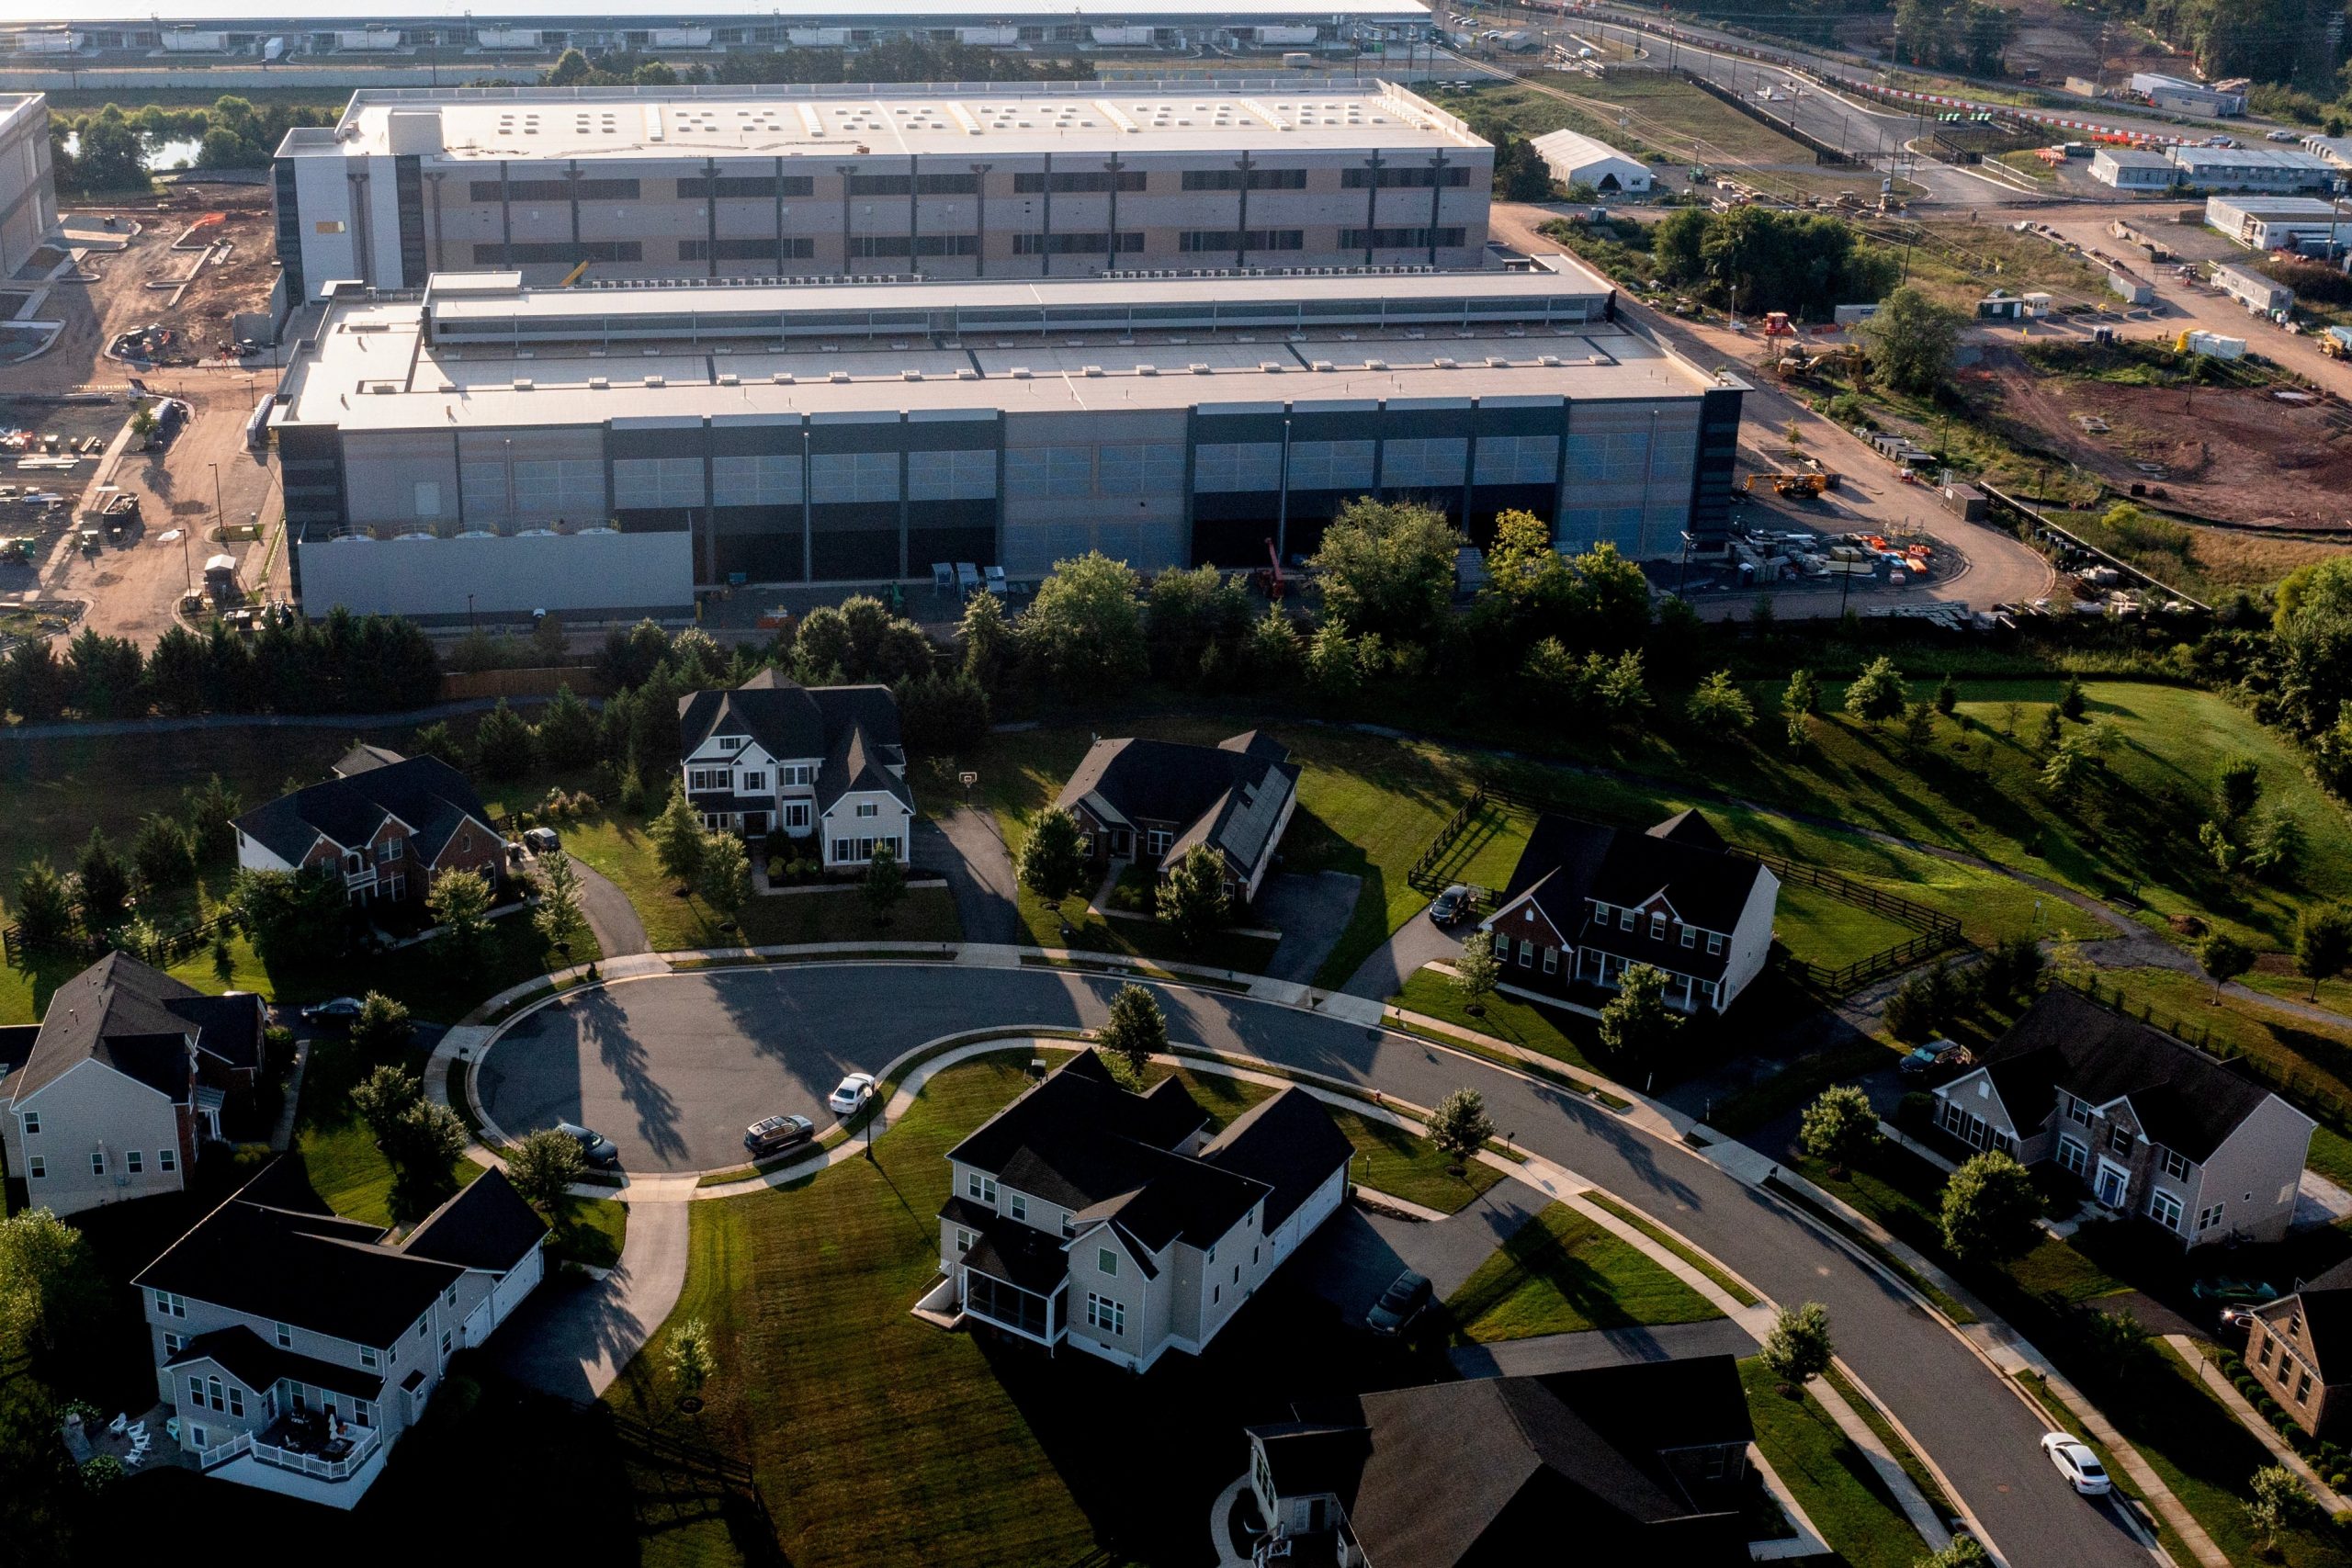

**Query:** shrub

left=1896, top=1090, right=1934, bottom=1131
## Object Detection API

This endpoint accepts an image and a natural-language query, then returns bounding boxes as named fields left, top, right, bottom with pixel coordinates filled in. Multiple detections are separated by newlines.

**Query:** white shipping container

left=477, top=28, right=543, bottom=48
left=787, top=28, right=851, bottom=46
left=162, top=28, right=229, bottom=51
left=336, top=28, right=401, bottom=51
left=1254, top=25, right=1318, bottom=43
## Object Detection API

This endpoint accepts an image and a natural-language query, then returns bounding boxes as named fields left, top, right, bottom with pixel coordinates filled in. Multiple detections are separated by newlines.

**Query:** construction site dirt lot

left=1976, top=353, right=2352, bottom=532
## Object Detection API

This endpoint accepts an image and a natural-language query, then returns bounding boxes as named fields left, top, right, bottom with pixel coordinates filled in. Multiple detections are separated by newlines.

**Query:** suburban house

left=928, top=1050, right=1353, bottom=1372
left=0, top=953, right=268, bottom=1217
left=1929, top=988, right=2315, bottom=1247
left=232, top=746, right=505, bottom=908
left=131, top=1158, right=547, bottom=1506
left=1054, top=731, right=1301, bottom=907
left=1476, top=809, right=1780, bottom=1014
left=677, top=670, right=912, bottom=870
left=1244, top=1355, right=1756, bottom=1564
left=2246, top=1258, right=2352, bottom=1438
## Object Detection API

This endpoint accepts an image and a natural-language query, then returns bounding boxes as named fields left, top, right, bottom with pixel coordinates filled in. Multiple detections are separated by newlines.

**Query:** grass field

left=1739, top=1359, right=1928, bottom=1568
left=296, top=1026, right=486, bottom=1229
left=2090, top=965, right=2352, bottom=1134
left=1442, top=1201, right=1721, bottom=1343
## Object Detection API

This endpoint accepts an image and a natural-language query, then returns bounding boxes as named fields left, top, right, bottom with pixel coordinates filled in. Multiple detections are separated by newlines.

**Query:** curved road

left=499, top=962, right=2154, bottom=1568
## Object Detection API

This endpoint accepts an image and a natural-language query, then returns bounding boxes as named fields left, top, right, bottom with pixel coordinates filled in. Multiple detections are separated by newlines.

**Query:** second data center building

left=271, top=261, right=1744, bottom=620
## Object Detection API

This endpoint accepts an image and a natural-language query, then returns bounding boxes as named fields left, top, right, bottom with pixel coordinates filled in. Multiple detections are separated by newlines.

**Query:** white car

left=2041, top=1432, right=2111, bottom=1495
left=829, top=1073, right=878, bottom=1116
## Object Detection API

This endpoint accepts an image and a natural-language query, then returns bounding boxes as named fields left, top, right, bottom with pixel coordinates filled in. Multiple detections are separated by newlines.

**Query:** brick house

left=1054, top=731, right=1300, bottom=908
left=0, top=952, right=268, bottom=1216
left=232, top=746, right=505, bottom=908
left=2247, top=1259, right=2352, bottom=1438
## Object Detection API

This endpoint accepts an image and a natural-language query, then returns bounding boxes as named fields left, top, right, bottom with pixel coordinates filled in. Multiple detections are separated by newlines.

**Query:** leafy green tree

left=533, top=851, right=588, bottom=961
left=1933, top=673, right=1960, bottom=717
left=650, top=784, right=708, bottom=891
left=1856, top=286, right=1965, bottom=395
left=2058, top=673, right=2087, bottom=722
left=1799, top=1085, right=1881, bottom=1176
left=536, top=684, right=599, bottom=771
left=508, top=1125, right=587, bottom=1213
left=182, top=773, right=243, bottom=863
left=64, top=631, right=143, bottom=720
left=412, top=719, right=467, bottom=771
left=666, top=1317, right=718, bottom=1400
left=1155, top=844, right=1230, bottom=951
left=1453, top=930, right=1501, bottom=1013
left=2296, top=904, right=2352, bottom=1000
left=1784, top=668, right=1821, bottom=749
left=130, top=813, right=194, bottom=894
left=350, top=991, right=414, bottom=1059
left=958, top=586, right=1015, bottom=692
left=2196, top=931, right=2253, bottom=1001
left=1914, top=1534, right=1993, bottom=1567
left=1242, top=607, right=1304, bottom=687
left=862, top=840, right=907, bottom=927
left=697, top=831, right=752, bottom=927
left=1593, top=648, right=1651, bottom=720
left=74, top=829, right=130, bottom=931
left=2036, top=705, right=2064, bottom=751
left=1687, top=671, right=1756, bottom=732
left=1017, top=553, right=1148, bottom=694
left=1979, top=934, right=2045, bottom=1004
left=1427, top=1087, right=1496, bottom=1174
left=228, top=866, right=346, bottom=968
left=547, top=47, right=594, bottom=84
left=2246, top=1465, right=2314, bottom=1551
left=66, top=106, right=148, bottom=192
left=2215, top=755, right=2262, bottom=822
left=1647, top=205, right=1898, bottom=318
left=1939, top=1150, right=2041, bottom=1264
left=894, top=670, right=991, bottom=755
left=1309, top=498, right=1460, bottom=645
left=1761, top=1301, right=1835, bottom=1388
left=471, top=699, right=538, bottom=782
left=1599, top=964, right=1683, bottom=1078
left=1901, top=698, right=1936, bottom=749
left=2076, top=1306, right=2154, bottom=1383
left=1306, top=625, right=1367, bottom=702
left=386, top=1100, right=468, bottom=1222
left=0, top=1208, right=107, bottom=1379
left=1843, top=656, right=1906, bottom=725
left=352, top=1064, right=422, bottom=1145
left=426, top=868, right=495, bottom=972
left=1015, top=807, right=1089, bottom=913
left=2041, top=735, right=2095, bottom=795
left=10, top=861, right=72, bottom=950
left=1146, top=563, right=1252, bottom=683
left=1, top=638, right=67, bottom=722
left=1098, top=984, right=1166, bottom=1082
left=2242, top=810, right=2304, bottom=881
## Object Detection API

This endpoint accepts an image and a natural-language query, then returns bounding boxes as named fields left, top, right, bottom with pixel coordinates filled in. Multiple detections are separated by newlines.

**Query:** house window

left=2197, top=1202, right=2226, bottom=1234
left=2261, top=1337, right=2278, bottom=1371
left=1518, top=940, right=1533, bottom=967
left=228, top=1386, right=244, bottom=1417
left=967, top=1173, right=998, bottom=1203
left=784, top=802, right=811, bottom=829
left=1649, top=914, right=1667, bottom=941
left=163, top=1331, right=186, bottom=1355
left=89, top=1151, right=105, bottom=1176
left=1010, top=1195, right=1027, bottom=1223
left=1543, top=947, right=1558, bottom=974
left=159, top=1148, right=175, bottom=1172
left=2148, top=1189, right=2183, bottom=1232
left=2066, top=1095, right=2092, bottom=1127
left=275, top=1322, right=292, bottom=1348
left=441, top=1329, right=452, bottom=1356
left=2108, top=1125, right=2133, bottom=1156
left=360, top=1347, right=379, bottom=1370
left=856, top=801, right=880, bottom=819
left=20, top=1111, right=36, bottom=1135
left=1707, top=933, right=1724, bottom=955
left=2161, top=1148, right=2190, bottom=1180
left=1680, top=927, right=1696, bottom=949
left=1619, top=908, right=1634, bottom=931
left=207, top=1376, right=225, bottom=1412
left=831, top=839, right=854, bottom=863
left=1087, top=1293, right=1125, bottom=1336
left=154, top=1291, right=187, bottom=1319
left=378, top=837, right=404, bottom=863
left=2057, top=1136, right=2088, bottom=1177
left=27, top=1156, right=42, bottom=1179
left=1147, top=829, right=1174, bottom=856
left=955, top=1228, right=972, bottom=1254
left=1098, top=1247, right=1118, bottom=1277
left=126, top=1150, right=142, bottom=1175
left=189, top=1425, right=207, bottom=1449
left=445, top=1284, right=458, bottom=1307
left=351, top=1400, right=375, bottom=1428
left=741, top=772, right=765, bottom=793
left=1593, top=903, right=1611, bottom=923
left=187, top=1376, right=204, bottom=1408
left=2299, top=1371, right=2315, bottom=1403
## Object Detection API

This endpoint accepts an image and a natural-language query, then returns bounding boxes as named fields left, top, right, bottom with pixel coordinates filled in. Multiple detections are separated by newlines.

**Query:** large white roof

left=1530, top=128, right=1643, bottom=173
left=26, top=0, right=1430, bottom=23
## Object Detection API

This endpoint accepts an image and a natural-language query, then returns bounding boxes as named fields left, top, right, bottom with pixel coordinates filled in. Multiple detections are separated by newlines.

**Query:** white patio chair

left=107, top=1414, right=127, bottom=1437
left=121, top=1448, right=143, bottom=1470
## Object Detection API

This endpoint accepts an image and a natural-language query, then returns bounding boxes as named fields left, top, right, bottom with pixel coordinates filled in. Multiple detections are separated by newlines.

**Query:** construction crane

left=558, top=259, right=594, bottom=288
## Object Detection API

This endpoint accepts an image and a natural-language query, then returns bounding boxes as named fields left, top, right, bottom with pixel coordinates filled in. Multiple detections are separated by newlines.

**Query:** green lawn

left=1442, top=1201, right=1721, bottom=1344
left=549, top=1194, right=628, bottom=1269
left=1392, top=965, right=1599, bottom=1073
left=1739, top=1359, right=1928, bottom=1568
left=2089, top=965, right=2352, bottom=1134
left=1772, top=882, right=1921, bottom=974
left=1706, top=1039, right=1905, bottom=1139
left=295, top=1027, right=485, bottom=1229
left=1581, top=1190, right=1760, bottom=1307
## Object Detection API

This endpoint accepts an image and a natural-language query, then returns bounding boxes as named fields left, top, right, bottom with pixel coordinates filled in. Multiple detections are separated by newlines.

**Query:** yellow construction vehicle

left=1741, top=471, right=1836, bottom=499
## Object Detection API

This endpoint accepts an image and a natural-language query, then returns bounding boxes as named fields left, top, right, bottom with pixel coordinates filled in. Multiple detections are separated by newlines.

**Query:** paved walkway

left=569, top=853, right=649, bottom=958
left=918, top=806, right=1022, bottom=946
left=492, top=1183, right=691, bottom=1401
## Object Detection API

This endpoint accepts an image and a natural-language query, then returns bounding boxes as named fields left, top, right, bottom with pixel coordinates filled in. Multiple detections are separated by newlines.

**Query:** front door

left=1306, top=1498, right=1328, bottom=1531
left=2095, top=1161, right=2130, bottom=1208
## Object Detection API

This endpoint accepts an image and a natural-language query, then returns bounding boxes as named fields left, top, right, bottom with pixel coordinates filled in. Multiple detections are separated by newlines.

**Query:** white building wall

left=294, top=528, right=693, bottom=618
left=2190, top=1096, right=2314, bottom=1246
left=1721, top=867, right=1779, bottom=1008
left=8, top=1059, right=186, bottom=1215
left=293, top=152, right=363, bottom=297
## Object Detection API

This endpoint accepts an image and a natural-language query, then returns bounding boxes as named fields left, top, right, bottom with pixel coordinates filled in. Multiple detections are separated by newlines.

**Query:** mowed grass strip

left=1739, top=1359, right=1928, bottom=1568
left=1443, top=1201, right=1720, bottom=1344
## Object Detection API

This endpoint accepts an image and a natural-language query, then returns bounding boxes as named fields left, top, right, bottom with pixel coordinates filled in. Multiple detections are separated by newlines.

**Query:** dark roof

left=232, top=754, right=494, bottom=869
left=1056, top=734, right=1300, bottom=883
left=2286, top=1258, right=2352, bottom=1382
left=1249, top=1360, right=1751, bottom=1565
left=1250, top=1420, right=1371, bottom=1498
left=0, top=1025, right=39, bottom=1077
left=133, top=1165, right=465, bottom=1348
left=819, top=713, right=914, bottom=812
left=1975, top=989, right=2281, bottom=1161
left=175, top=993, right=266, bottom=1074
left=676, top=671, right=907, bottom=812
left=1204, top=1089, right=1356, bottom=1229
left=964, top=1214, right=1074, bottom=1295
left=334, top=742, right=406, bottom=777
left=6, top=952, right=208, bottom=1105
left=168, top=1325, right=385, bottom=1403
left=1487, top=811, right=1770, bottom=981
left=400, top=1168, right=547, bottom=1273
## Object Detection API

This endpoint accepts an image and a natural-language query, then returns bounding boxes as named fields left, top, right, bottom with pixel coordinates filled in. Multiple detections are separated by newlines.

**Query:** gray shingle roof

left=6, top=952, right=215, bottom=1105
left=399, top=1168, right=547, bottom=1273
left=676, top=671, right=907, bottom=813
left=169, top=1325, right=386, bottom=1403
left=1204, top=1088, right=1356, bottom=1229
left=1056, top=733, right=1299, bottom=884
left=232, top=754, right=496, bottom=869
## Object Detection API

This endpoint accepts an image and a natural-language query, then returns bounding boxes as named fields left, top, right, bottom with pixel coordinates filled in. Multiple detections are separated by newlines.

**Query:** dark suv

left=744, top=1114, right=816, bottom=1157
left=1366, top=1269, right=1432, bottom=1336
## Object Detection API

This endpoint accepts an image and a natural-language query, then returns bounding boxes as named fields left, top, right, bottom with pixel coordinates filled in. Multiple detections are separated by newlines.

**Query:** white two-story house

left=927, top=1050, right=1354, bottom=1372
left=1930, top=988, right=2316, bottom=1248
left=130, top=1158, right=546, bottom=1506
left=1477, top=809, right=1780, bottom=1015
left=677, top=670, right=913, bottom=870
left=232, top=746, right=506, bottom=908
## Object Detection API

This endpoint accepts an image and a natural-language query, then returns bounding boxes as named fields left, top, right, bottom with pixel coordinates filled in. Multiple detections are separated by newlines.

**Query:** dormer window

left=1619, top=908, right=1634, bottom=931
left=1649, top=914, right=1667, bottom=941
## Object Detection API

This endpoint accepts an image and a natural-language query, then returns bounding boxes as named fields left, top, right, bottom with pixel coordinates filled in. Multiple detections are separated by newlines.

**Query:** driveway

left=535, top=961, right=2148, bottom=1568
left=568, top=853, right=649, bottom=959
left=491, top=1194, right=689, bottom=1400
left=1340, top=900, right=1462, bottom=1000
left=1257, top=870, right=1361, bottom=986
left=917, top=807, right=1021, bottom=946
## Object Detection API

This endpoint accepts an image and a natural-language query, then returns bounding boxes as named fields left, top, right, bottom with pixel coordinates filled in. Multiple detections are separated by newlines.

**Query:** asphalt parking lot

left=476, top=969, right=891, bottom=1170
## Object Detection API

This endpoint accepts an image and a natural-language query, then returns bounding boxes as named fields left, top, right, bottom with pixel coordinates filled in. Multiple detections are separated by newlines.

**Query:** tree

left=0, top=1208, right=107, bottom=1380
left=2196, top=931, right=2253, bottom=1001
left=531, top=610, right=570, bottom=666
left=1843, top=657, right=1906, bottom=725
left=1784, top=667, right=1821, bottom=750
left=74, top=828, right=130, bottom=930
left=1018, top=552, right=1148, bottom=694
left=1760, top=1301, right=1835, bottom=1389
left=2242, top=809, right=2304, bottom=881
left=352, top=1064, right=422, bottom=1145
left=1914, top=1538, right=1993, bottom=1568
left=2041, top=735, right=2095, bottom=796
left=10, top=861, right=73, bottom=950
left=66, top=630, right=145, bottom=720
left=2037, top=705, right=2064, bottom=751
left=666, top=1317, right=718, bottom=1402
left=1156, top=844, right=1229, bottom=951
left=1453, top=930, right=1501, bottom=1014
left=2076, top=1305, right=2154, bottom=1383
left=1, top=638, right=68, bottom=722
left=508, top=1125, right=588, bottom=1213
left=1146, top=562, right=1252, bottom=683
left=2058, top=673, right=2087, bottom=722
left=2245, top=1464, right=2313, bottom=1550
left=1014, top=807, right=1089, bottom=913
left=2296, top=905, right=2352, bottom=1000
left=210, top=930, right=235, bottom=988
left=536, top=684, right=599, bottom=771
left=1979, top=934, right=2045, bottom=1004
left=1242, top=607, right=1304, bottom=687
left=1901, top=698, right=1936, bottom=749
left=1306, top=625, right=1367, bottom=703
left=895, top=670, right=991, bottom=756
left=863, top=840, right=907, bottom=927
left=1856, top=286, right=1964, bottom=395
left=412, top=718, right=467, bottom=772
left=533, top=851, right=589, bottom=961
left=650, top=784, right=708, bottom=891
left=427, top=868, right=495, bottom=972
left=1799, top=1085, right=1881, bottom=1176
left=350, top=991, right=414, bottom=1059
left=959, top=587, right=1015, bottom=692
left=130, top=813, right=195, bottom=894
left=386, top=1100, right=468, bottom=1222
left=228, top=865, right=347, bottom=968
left=1933, top=672, right=1960, bottom=717
left=1939, top=1149, right=2041, bottom=1264
left=1098, top=984, right=1166, bottom=1082
left=1599, top=964, right=1683, bottom=1078
left=547, top=47, right=594, bottom=85
left=1427, top=1087, right=1495, bottom=1174
left=1686, top=670, right=1756, bottom=732
left=2215, top=754, right=2262, bottom=823
left=1309, top=498, right=1460, bottom=645
left=696, top=831, right=752, bottom=928
left=182, top=773, right=243, bottom=863
left=472, top=698, right=538, bottom=781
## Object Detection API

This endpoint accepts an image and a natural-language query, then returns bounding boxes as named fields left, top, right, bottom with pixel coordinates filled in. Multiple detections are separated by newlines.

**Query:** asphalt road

left=495, top=962, right=2154, bottom=1568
